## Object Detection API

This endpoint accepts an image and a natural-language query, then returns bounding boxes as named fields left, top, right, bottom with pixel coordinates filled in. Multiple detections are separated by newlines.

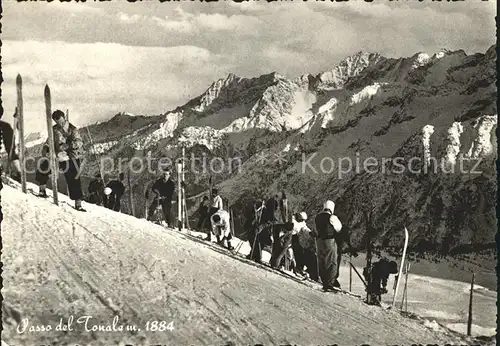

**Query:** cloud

left=2, top=40, right=224, bottom=132
left=1, top=0, right=495, bottom=133
left=117, top=7, right=262, bottom=34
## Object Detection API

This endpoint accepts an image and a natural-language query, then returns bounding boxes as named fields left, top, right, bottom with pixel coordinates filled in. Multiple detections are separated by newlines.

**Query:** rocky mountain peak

left=316, top=51, right=384, bottom=90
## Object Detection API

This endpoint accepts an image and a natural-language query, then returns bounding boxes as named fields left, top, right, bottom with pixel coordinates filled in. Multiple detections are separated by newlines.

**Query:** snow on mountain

left=177, top=126, right=226, bottom=151
left=466, top=115, right=497, bottom=159
left=350, top=82, right=385, bottom=106
left=1, top=181, right=494, bottom=345
left=422, top=125, right=435, bottom=167
left=316, top=52, right=384, bottom=90
left=21, top=45, right=497, bottom=255
left=92, top=140, right=120, bottom=155
left=442, top=122, right=465, bottom=167
left=412, top=53, right=431, bottom=69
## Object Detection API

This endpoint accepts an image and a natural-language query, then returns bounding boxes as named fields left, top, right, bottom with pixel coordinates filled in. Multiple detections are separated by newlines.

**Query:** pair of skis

left=15, top=76, right=58, bottom=204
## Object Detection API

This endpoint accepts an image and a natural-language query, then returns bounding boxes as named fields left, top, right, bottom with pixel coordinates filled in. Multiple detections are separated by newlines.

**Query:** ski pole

left=249, top=226, right=259, bottom=260
left=348, top=262, right=367, bottom=288
left=349, top=254, right=353, bottom=292
left=127, top=170, right=135, bottom=217
left=65, top=109, right=71, bottom=198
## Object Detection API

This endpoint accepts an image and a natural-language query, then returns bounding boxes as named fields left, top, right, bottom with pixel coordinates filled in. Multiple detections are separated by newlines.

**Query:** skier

left=363, top=258, right=398, bottom=306
left=147, top=169, right=175, bottom=227
left=209, top=188, right=223, bottom=216
left=299, top=231, right=319, bottom=282
left=291, top=212, right=312, bottom=277
left=35, top=142, right=51, bottom=198
left=103, top=187, right=113, bottom=209
left=314, top=200, right=343, bottom=291
left=210, top=208, right=233, bottom=250
left=106, top=173, right=126, bottom=212
left=87, top=173, right=105, bottom=205
left=261, top=194, right=279, bottom=224
left=196, top=196, right=211, bottom=237
left=245, top=200, right=268, bottom=263
left=0, top=120, right=22, bottom=182
left=279, top=191, right=288, bottom=223
left=269, top=221, right=295, bottom=269
left=51, top=110, right=86, bottom=211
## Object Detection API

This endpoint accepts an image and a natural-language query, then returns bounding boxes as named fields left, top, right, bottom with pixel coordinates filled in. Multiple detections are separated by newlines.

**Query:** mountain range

left=23, top=45, right=497, bottom=254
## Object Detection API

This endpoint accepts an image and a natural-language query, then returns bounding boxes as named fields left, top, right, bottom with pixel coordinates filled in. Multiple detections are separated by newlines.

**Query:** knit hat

left=323, top=200, right=335, bottom=214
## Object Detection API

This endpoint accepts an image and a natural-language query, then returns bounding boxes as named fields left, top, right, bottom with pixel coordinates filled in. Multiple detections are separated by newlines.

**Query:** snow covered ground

left=1, top=181, right=493, bottom=345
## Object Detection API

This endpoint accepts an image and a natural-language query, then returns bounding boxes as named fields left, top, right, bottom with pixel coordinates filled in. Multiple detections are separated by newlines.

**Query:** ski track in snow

left=1, top=183, right=476, bottom=345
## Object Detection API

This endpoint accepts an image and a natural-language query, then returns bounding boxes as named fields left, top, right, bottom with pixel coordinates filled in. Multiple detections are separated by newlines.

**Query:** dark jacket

left=107, top=180, right=126, bottom=199
left=198, top=201, right=210, bottom=217
left=151, top=178, right=175, bottom=201
left=1, top=121, right=19, bottom=161
left=315, top=211, right=341, bottom=241
left=88, top=179, right=105, bottom=204
left=262, top=197, right=279, bottom=224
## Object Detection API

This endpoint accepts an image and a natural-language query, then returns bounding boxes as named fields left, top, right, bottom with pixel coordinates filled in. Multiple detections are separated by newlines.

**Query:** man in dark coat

left=106, top=173, right=126, bottom=212
left=196, top=196, right=211, bottom=237
left=88, top=174, right=105, bottom=205
left=314, top=200, right=343, bottom=291
left=363, top=258, right=398, bottom=305
left=147, top=169, right=175, bottom=227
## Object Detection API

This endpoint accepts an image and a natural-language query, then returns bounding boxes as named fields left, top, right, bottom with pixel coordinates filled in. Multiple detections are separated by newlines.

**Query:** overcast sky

left=1, top=0, right=495, bottom=133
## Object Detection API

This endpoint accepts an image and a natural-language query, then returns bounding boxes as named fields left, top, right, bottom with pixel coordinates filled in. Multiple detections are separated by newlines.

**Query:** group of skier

left=193, top=191, right=398, bottom=303
left=1, top=110, right=398, bottom=304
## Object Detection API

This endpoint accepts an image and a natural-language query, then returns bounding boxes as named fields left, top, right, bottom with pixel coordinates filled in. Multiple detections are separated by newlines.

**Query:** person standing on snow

left=245, top=199, right=270, bottom=263
left=363, top=258, right=398, bottom=305
left=35, top=142, right=51, bottom=198
left=147, top=169, right=175, bottom=227
left=103, top=186, right=113, bottom=209
left=52, top=110, right=86, bottom=211
left=314, top=200, right=343, bottom=291
left=279, top=191, right=288, bottom=223
left=210, top=209, right=233, bottom=250
left=0, top=119, right=22, bottom=183
left=106, top=173, right=126, bottom=212
left=196, top=196, right=211, bottom=236
left=291, top=212, right=313, bottom=277
left=209, top=188, right=223, bottom=216
left=88, top=173, right=105, bottom=205
left=261, top=194, right=279, bottom=224
left=269, top=221, right=295, bottom=269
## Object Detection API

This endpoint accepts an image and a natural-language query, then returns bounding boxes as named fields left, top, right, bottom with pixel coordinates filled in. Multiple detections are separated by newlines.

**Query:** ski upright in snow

left=16, top=74, right=27, bottom=193
left=44, top=84, right=59, bottom=206
left=391, top=227, right=409, bottom=309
